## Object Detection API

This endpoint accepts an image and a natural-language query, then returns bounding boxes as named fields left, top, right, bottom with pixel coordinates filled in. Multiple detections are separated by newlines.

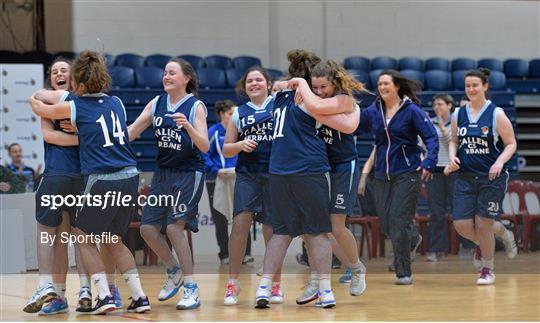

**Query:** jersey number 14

left=96, top=111, right=126, bottom=147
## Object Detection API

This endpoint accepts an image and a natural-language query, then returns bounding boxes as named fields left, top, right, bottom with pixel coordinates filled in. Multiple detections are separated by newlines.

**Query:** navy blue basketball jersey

left=234, top=96, right=274, bottom=168
left=269, top=90, right=330, bottom=175
left=152, top=93, right=205, bottom=171
left=70, top=93, right=137, bottom=175
left=456, top=100, right=506, bottom=174
left=43, top=91, right=80, bottom=177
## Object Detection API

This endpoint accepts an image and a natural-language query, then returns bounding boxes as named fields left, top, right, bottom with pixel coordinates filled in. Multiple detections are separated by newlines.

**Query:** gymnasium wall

left=43, top=0, right=539, bottom=70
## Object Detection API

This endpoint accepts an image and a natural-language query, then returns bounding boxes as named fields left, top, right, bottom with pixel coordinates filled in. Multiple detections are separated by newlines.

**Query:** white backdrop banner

left=0, top=64, right=44, bottom=170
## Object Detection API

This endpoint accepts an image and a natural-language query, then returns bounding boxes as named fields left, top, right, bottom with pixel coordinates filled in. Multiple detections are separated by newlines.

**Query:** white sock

left=259, top=275, right=272, bottom=289
left=228, top=278, right=239, bottom=286
left=351, top=260, right=366, bottom=273
left=107, top=273, right=116, bottom=287
left=91, top=272, right=111, bottom=300
left=123, top=269, right=146, bottom=300
left=79, top=275, right=90, bottom=289
left=492, top=221, right=507, bottom=239
left=310, top=271, right=319, bottom=285
left=53, top=283, right=66, bottom=298
left=482, top=259, right=494, bottom=270
left=38, top=275, right=53, bottom=288
left=319, top=274, right=332, bottom=292
left=184, top=275, right=194, bottom=285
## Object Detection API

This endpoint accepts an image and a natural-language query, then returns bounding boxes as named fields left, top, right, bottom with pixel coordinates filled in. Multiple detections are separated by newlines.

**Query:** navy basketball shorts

left=233, top=171, right=272, bottom=225
left=329, top=160, right=361, bottom=216
left=141, top=168, right=204, bottom=233
left=74, top=172, right=139, bottom=237
left=269, top=173, right=331, bottom=237
left=452, top=171, right=509, bottom=221
left=35, top=175, right=83, bottom=227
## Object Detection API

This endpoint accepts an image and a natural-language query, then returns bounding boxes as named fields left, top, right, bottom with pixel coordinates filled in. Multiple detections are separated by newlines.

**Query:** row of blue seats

left=110, top=66, right=284, bottom=90
left=344, top=56, right=540, bottom=78
left=110, top=64, right=511, bottom=92
left=350, top=69, right=509, bottom=91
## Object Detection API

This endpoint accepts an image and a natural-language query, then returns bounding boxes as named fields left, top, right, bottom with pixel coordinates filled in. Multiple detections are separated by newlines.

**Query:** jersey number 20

left=96, top=111, right=126, bottom=147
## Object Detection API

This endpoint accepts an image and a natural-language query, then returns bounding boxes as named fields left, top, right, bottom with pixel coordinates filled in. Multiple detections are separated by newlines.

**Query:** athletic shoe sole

left=127, top=305, right=151, bottom=313
left=295, top=293, right=318, bottom=305
left=255, top=297, right=270, bottom=309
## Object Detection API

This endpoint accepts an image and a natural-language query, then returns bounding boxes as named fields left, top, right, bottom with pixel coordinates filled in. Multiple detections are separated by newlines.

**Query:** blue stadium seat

left=400, top=69, right=424, bottom=89
left=177, top=54, right=203, bottom=69
left=398, top=57, right=424, bottom=71
left=225, top=68, right=243, bottom=89
left=369, top=69, right=383, bottom=88
left=198, top=67, right=227, bottom=89
left=451, top=58, right=476, bottom=71
left=126, top=106, right=143, bottom=123
left=53, top=51, right=77, bottom=60
left=425, top=57, right=450, bottom=71
left=0, top=50, right=21, bottom=63
left=344, top=56, right=370, bottom=71
left=371, top=56, right=397, bottom=70
left=145, top=54, right=171, bottom=69
left=115, top=53, right=145, bottom=69
left=529, top=59, right=540, bottom=78
left=478, top=58, right=503, bottom=72
left=347, top=69, right=370, bottom=89
left=425, top=70, right=452, bottom=91
left=489, top=71, right=506, bottom=90
left=504, top=59, right=529, bottom=78
left=233, top=56, right=261, bottom=72
left=110, top=66, right=135, bottom=89
left=452, top=70, right=468, bottom=90
left=135, top=67, right=163, bottom=89
left=104, top=53, right=115, bottom=68
left=204, top=55, right=233, bottom=69
left=267, top=68, right=284, bottom=81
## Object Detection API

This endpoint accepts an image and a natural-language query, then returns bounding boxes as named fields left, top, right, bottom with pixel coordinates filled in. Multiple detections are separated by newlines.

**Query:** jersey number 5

left=96, top=111, right=126, bottom=147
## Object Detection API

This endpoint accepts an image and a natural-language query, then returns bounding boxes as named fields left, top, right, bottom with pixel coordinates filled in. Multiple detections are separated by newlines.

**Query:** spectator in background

left=0, top=164, right=25, bottom=194
left=6, top=143, right=40, bottom=192
left=205, top=100, right=248, bottom=265
left=425, top=94, right=454, bottom=262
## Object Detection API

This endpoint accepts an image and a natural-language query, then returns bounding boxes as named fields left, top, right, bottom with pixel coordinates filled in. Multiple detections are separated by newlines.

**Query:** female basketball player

left=29, top=50, right=150, bottom=314
left=221, top=66, right=282, bottom=305
left=294, top=60, right=367, bottom=305
left=356, top=70, right=439, bottom=285
left=447, top=68, right=517, bottom=285
left=128, top=58, right=209, bottom=310
left=254, top=50, right=359, bottom=309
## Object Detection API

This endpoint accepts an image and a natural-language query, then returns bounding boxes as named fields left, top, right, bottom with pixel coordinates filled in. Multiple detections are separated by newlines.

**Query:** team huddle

left=24, top=48, right=517, bottom=315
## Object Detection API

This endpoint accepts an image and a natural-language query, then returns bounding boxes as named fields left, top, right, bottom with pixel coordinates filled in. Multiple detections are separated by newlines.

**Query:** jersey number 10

left=96, top=111, right=126, bottom=147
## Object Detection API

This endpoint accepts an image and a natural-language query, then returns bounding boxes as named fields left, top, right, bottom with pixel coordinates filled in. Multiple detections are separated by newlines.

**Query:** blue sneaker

left=38, top=296, right=69, bottom=315
left=339, top=269, right=351, bottom=283
left=109, top=285, right=122, bottom=308
left=176, top=282, right=200, bottom=310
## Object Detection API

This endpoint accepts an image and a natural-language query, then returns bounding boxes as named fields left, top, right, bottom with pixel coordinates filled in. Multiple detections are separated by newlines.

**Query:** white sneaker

left=476, top=267, right=495, bottom=285
left=176, top=282, right=200, bottom=310
left=223, top=282, right=240, bottom=306
left=270, top=283, right=284, bottom=304
left=317, top=290, right=336, bottom=308
left=23, top=283, right=57, bottom=313
left=349, top=270, right=366, bottom=296
left=426, top=252, right=438, bottom=262
left=254, top=284, right=271, bottom=308
left=158, top=267, right=183, bottom=301
left=502, top=230, right=518, bottom=259
left=295, top=280, right=319, bottom=305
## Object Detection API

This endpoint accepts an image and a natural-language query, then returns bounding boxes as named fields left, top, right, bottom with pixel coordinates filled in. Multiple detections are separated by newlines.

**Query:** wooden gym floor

left=1, top=252, right=539, bottom=322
